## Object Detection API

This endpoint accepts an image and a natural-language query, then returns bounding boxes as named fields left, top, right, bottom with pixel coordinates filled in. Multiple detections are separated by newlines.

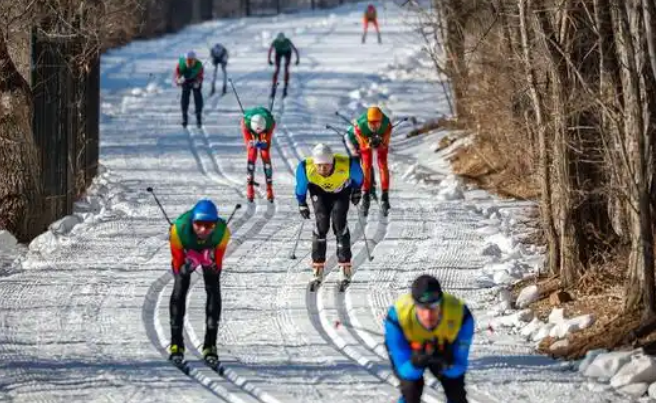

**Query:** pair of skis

left=309, top=277, right=350, bottom=293
left=170, top=354, right=225, bottom=376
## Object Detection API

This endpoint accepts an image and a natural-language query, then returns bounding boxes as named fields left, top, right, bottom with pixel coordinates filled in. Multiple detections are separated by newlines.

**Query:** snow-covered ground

left=0, top=1, right=644, bottom=402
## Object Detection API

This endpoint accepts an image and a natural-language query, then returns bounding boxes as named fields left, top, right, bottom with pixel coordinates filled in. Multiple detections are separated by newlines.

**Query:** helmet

left=250, top=114, right=267, bottom=133
left=277, top=32, right=285, bottom=41
left=411, top=274, right=443, bottom=307
left=368, top=4, right=375, bottom=11
left=186, top=50, right=196, bottom=60
left=191, top=199, right=219, bottom=222
left=367, top=106, right=383, bottom=122
left=312, top=143, right=334, bottom=165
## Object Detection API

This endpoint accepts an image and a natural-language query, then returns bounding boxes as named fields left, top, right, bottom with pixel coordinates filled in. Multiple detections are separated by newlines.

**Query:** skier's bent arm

left=295, top=161, right=309, bottom=204
left=441, top=306, right=475, bottom=378
left=213, top=225, right=231, bottom=269
left=291, top=42, right=300, bottom=63
left=267, top=45, right=274, bottom=63
left=385, top=307, right=424, bottom=381
left=382, top=123, right=392, bottom=148
left=169, top=225, right=186, bottom=271
left=349, top=157, right=364, bottom=188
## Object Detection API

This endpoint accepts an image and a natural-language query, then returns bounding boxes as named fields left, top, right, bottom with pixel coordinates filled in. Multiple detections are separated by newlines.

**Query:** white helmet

left=250, top=114, right=266, bottom=133
left=312, top=143, right=334, bottom=165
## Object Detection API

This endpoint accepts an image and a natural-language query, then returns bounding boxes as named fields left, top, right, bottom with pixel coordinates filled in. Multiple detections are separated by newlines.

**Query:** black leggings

left=310, top=187, right=352, bottom=264
left=169, top=269, right=222, bottom=348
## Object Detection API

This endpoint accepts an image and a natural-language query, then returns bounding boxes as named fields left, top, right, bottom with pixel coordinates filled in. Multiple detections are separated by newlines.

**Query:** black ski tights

left=170, top=268, right=222, bottom=348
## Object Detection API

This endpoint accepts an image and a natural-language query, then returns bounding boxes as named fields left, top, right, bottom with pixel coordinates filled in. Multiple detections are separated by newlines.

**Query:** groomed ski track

left=0, top=2, right=632, bottom=403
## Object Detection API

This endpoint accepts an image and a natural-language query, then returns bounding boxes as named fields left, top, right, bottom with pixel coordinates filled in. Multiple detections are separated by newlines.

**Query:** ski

left=170, top=356, right=191, bottom=375
left=204, top=356, right=225, bottom=376
left=338, top=279, right=351, bottom=292
left=309, top=279, right=322, bottom=292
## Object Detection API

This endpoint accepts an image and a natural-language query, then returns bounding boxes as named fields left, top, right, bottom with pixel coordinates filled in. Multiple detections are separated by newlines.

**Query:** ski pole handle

left=392, top=117, right=409, bottom=128
left=325, top=124, right=346, bottom=135
left=229, top=79, right=245, bottom=114
left=226, top=203, right=242, bottom=225
left=146, top=187, right=172, bottom=225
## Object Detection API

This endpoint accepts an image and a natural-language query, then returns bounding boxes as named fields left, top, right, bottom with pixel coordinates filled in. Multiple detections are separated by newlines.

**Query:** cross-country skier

left=344, top=124, right=378, bottom=201
left=268, top=32, right=300, bottom=98
left=174, top=50, right=204, bottom=128
left=295, top=143, right=363, bottom=287
left=362, top=4, right=382, bottom=44
left=241, top=106, right=276, bottom=202
left=351, top=106, right=392, bottom=216
left=385, top=274, right=474, bottom=403
left=168, top=199, right=230, bottom=367
left=209, top=43, right=229, bottom=96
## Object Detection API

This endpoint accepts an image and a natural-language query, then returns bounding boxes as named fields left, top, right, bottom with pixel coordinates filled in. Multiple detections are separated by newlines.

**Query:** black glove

left=351, top=187, right=362, bottom=206
left=268, top=60, right=273, bottom=66
left=410, top=350, right=432, bottom=368
left=296, top=58, right=300, bottom=66
left=370, top=135, right=382, bottom=148
left=299, top=203, right=310, bottom=219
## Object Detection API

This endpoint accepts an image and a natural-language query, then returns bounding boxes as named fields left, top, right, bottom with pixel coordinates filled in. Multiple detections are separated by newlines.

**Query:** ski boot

left=338, top=263, right=353, bottom=292
left=270, top=85, right=277, bottom=99
left=361, top=192, right=371, bottom=217
left=210, top=83, right=216, bottom=96
left=310, top=262, right=325, bottom=292
left=282, top=86, right=288, bottom=98
left=182, top=114, right=188, bottom=129
left=196, top=114, right=202, bottom=129
left=169, top=344, right=185, bottom=362
left=381, top=190, right=390, bottom=217
left=362, top=33, right=366, bottom=44
left=377, top=33, right=382, bottom=44
left=222, top=83, right=227, bottom=95
left=266, top=183, right=274, bottom=202
left=247, top=181, right=255, bottom=203
left=202, top=345, right=224, bottom=374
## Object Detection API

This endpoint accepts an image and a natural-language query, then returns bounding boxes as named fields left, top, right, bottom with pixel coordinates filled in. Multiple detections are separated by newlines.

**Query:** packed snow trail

left=0, top=2, right=633, bottom=402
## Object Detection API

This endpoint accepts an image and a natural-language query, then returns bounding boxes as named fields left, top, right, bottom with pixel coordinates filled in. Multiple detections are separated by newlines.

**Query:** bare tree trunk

left=519, top=0, right=559, bottom=276
left=612, top=0, right=655, bottom=316
left=642, top=0, right=656, bottom=83
left=441, top=0, right=469, bottom=120
left=0, top=32, right=44, bottom=242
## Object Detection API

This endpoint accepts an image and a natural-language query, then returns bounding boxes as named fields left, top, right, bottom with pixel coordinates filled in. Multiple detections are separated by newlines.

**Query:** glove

left=268, top=60, right=273, bottom=66
left=351, top=187, right=362, bottom=206
left=296, top=58, right=300, bottom=66
left=299, top=203, right=310, bottom=219
left=248, top=140, right=257, bottom=148
left=193, top=81, right=201, bottom=89
left=410, top=350, right=432, bottom=369
left=176, top=76, right=185, bottom=85
left=256, top=140, right=268, bottom=149
left=370, top=135, right=382, bottom=148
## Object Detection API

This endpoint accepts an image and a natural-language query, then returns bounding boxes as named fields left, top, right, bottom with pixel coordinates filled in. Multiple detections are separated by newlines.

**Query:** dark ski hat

left=411, top=274, right=443, bottom=308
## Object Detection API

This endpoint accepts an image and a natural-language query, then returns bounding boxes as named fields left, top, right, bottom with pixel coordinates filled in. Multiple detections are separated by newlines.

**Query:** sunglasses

left=193, top=221, right=216, bottom=230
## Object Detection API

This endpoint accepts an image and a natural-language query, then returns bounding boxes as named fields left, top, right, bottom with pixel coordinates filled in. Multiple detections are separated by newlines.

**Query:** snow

left=0, top=1, right=637, bottom=402
left=516, top=285, right=540, bottom=308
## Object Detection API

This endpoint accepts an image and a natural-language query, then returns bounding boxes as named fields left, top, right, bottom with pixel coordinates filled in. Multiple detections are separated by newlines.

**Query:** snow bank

left=436, top=174, right=464, bottom=200
left=516, top=285, right=540, bottom=308
left=578, top=349, right=656, bottom=398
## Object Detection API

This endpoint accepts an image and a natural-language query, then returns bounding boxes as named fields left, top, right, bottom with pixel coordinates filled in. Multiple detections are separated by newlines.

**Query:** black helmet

left=411, top=274, right=443, bottom=307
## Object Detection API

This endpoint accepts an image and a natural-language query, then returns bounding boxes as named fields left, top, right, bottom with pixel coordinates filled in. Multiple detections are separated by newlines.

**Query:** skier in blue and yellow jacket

left=295, top=143, right=363, bottom=284
left=385, top=274, right=475, bottom=403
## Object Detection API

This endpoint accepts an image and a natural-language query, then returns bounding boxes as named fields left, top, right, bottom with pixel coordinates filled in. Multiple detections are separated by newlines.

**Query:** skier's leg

left=436, top=374, right=468, bottom=403
left=272, top=53, right=282, bottom=96
left=261, top=146, right=274, bottom=201
left=311, top=192, right=331, bottom=265
left=362, top=18, right=369, bottom=43
left=169, top=271, right=191, bottom=349
left=202, top=268, right=222, bottom=351
left=246, top=146, right=257, bottom=201
left=221, top=62, right=228, bottom=94
left=360, top=148, right=373, bottom=215
left=212, top=62, right=218, bottom=92
left=193, top=87, right=203, bottom=126
left=283, top=52, right=291, bottom=93
left=374, top=19, right=382, bottom=43
left=181, top=85, right=191, bottom=126
left=332, top=190, right=352, bottom=264
left=377, top=147, right=390, bottom=192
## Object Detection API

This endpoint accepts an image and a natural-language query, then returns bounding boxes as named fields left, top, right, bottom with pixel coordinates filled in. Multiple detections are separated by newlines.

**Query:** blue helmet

left=191, top=199, right=219, bottom=222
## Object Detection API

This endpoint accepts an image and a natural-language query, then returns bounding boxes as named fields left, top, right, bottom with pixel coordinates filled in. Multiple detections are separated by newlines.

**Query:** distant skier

left=351, top=106, right=392, bottom=216
left=344, top=124, right=378, bottom=201
left=209, top=43, right=229, bottom=96
left=174, top=50, right=204, bottom=128
left=267, top=32, right=300, bottom=98
left=168, top=199, right=230, bottom=367
left=385, top=274, right=474, bottom=403
left=295, top=143, right=363, bottom=288
left=241, top=106, right=276, bottom=202
left=362, top=4, right=382, bottom=44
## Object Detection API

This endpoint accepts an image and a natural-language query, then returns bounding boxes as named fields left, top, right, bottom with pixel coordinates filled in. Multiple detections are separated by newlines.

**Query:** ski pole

left=226, top=203, right=242, bottom=225
left=356, top=211, right=374, bottom=261
left=392, top=117, right=409, bottom=128
left=289, top=220, right=305, bottom=259
left=269, top=82, right=279, bottom=110
left=333, top=319, right=384, bottom=337
left=146, top=187, right=172, bottom=225
left=228, top=78, right=245, bottom=114
left=325, top=124, right=346, bottom=135
left=335, top=111, right=352, bottom=125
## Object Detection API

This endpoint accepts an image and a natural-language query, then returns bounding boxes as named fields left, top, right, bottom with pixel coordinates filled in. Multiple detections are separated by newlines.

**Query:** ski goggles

left=415, top=293, right=443, bottom=309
